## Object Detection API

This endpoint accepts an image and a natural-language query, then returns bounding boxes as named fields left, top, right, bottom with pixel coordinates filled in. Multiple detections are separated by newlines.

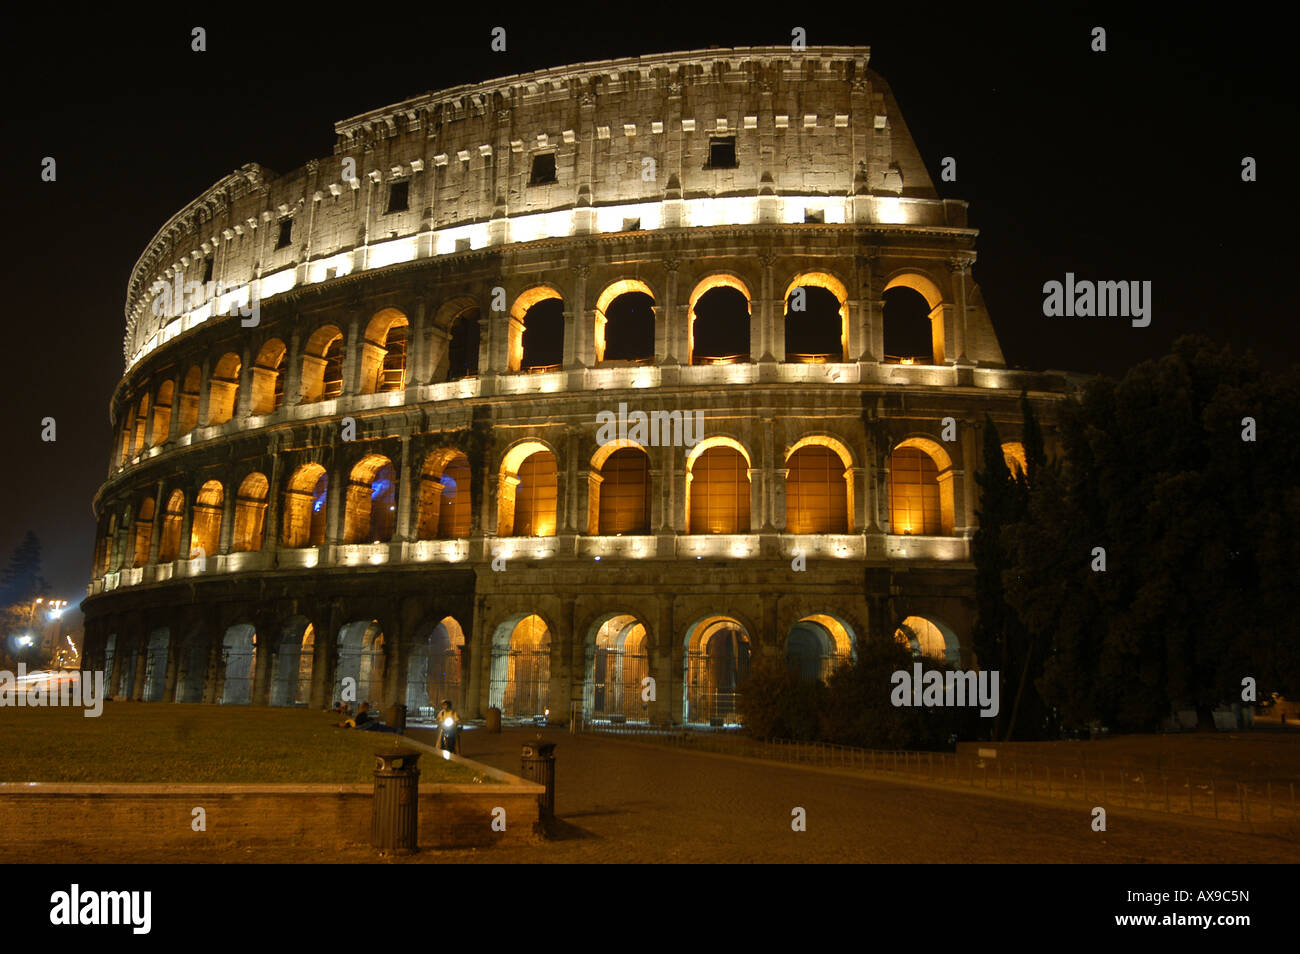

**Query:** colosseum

left=82, top=45, right=1076, bottom=726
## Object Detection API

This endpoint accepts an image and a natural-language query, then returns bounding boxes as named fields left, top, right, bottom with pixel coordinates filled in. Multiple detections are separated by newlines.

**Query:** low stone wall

left=0, top=747, right=543, bottom=854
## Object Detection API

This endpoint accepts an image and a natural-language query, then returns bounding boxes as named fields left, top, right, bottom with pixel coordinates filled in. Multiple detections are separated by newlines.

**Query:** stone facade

left=83, top=46, right=1078, bottom=726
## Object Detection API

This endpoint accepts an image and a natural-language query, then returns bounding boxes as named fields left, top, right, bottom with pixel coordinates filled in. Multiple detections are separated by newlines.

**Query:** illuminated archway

left=889, top=437, right=955, bottom=536
left=883, top=272, right=947, bottom=365
left=188, top=480, right=224, bottom=558
left=178, top=365, right=201, bottom=433
left=206, top=353, right=241, bottom=425
left=131, top=393, right=151, bottom=456
left=283, top=463, right=327, bottom=548
left=361, top=308, right=410, bottom=394
left=583, top=613, right=651, bottom=721
left=509, top=286, right=564, bottom=372
left=594, top=279, right=655, bottom=363
left=158, top=489, right=185, bottom=562
left=688, top=275, right=751, bottom=365
left=300, top=324, right=344, bottom=403
left=335, top=620, right=386, bottom=706
left=488, top=614, right=551, bottom=718
left=590, top=442, right=651, bottom=535
left=785, top=614, right=855, bottom=682
left=142, top=628, right=170, bottom=702
left=270, top=620, right=314, bottom=706
left=250, top=338, right=287, bottom=414
left=683, top=615, right=751, bottom=724
left=686, top=437, right=751, bottom=534
left=232, top=472, right=269, bottom=552
left=894, top=615, right=961, bottom=665
left=343, top=455, right=397, bottom=544
left=220, top=624, right=256, bottom=705
left=417, top=449, right=472, bottom=539
left=785, top=437, right=853, bottom=533
left=783, top=272, right=849, bottom=363
left=152, top=379, right=174, bottom=445
left=498, top=441, right=558, bottom=537
left=131, top=497, right=155, bottom=568
left=405, top=616, right=466, bottom=718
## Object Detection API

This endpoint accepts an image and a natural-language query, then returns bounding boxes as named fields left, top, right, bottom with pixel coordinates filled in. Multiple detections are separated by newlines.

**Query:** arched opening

left=158, top=489, right=185, bottom=562
left=300, top=325, right=344, bottom=403
left=362, top=309, right=410, bottom=394
left=131, top=394, right=151, bottom=456
left=206, top=353, right=241, bottom=425
left=519, top=299, right=564, bottom=372
left=889, top=438, right=955, bottom=536
left=335, top=620, right=386, bottom=706
left=1001, top=441, right=1028, bottom=479
left=174, top=630, right=208, bottom=703
left=785, top=441, right=850, bottom=533
left=683, top=616, right=751, bottom=724
left=593, top=445, right=651, bottom=535
left=178, top=366, right=201, bottom=434
left=283, top=464, right=327, bottom=548
left=894, top=615, right=961, bottom=665
left=269, top=620, right=314, bottom=706
left=220, top=624, right=256, bottom=705
left=188, top=480, right=223, bottom=559
left=250, top=339, right=287, bottom=414
left=117, top=412, right=133, bottom=466
left=785, top=615, right=855, bottom=683
left=232, top=472, right=269, bottom=552
left=689, top=277, right=751, bottom=365
left=152, top=380, right=174, bottom=446
left=489, top=614, right=551, bottom=719
left=783, top=274, right=848, bottom=363
left=687, top=441, right=751, bottom=534
left=142, top=628, right=170, bottom=701
left=417, top=449, right=472, bottom=539
left=499, top=444, right=558, bottom=537
left=131, top=497, right=155, bottom=567
left=882, top=274, right=947, bottom=365
left=405, top=616, right=465, bottom=720
left=343, top=455, right=397, bottom=544
left=585, top=614, right=651, bottom=722
left=595, top=281, right=655, bottom=363
left=445, top=310, right=481, bottom=380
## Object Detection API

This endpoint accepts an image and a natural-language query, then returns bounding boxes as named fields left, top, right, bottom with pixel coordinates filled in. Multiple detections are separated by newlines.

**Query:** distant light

left=594, top=556, right=601, bottom=561
left=18, top=636, right=33, bottom=647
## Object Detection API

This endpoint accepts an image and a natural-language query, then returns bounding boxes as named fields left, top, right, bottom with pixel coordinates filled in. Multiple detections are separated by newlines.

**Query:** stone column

left=395, top=433, right=414, bottom=542
left=177, top=488, right=195, bottom=560
left=949, top=258, right=972, bottom=365
left=218, top=482, right=236, bottom=555
left=342, top=317, right=362, bottom=396
left=758, top=252, right=777, bottom=362
left=147, top=479, right=166, bottom=564
left=194, top=358, right=213, bottom=429
left=235, top=342, right=254, bottom=422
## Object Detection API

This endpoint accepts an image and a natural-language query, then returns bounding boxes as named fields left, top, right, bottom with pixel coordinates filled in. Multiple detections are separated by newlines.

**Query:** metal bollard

left=372, top=749, right=421, bottom=854
left=486, top=706, right=502, bottom=733
left=520, top=738, right=557, bottom=824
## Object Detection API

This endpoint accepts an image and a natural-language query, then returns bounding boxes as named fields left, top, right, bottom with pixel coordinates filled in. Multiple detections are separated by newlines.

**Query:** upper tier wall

left=123, top=47, right=951, bottom=366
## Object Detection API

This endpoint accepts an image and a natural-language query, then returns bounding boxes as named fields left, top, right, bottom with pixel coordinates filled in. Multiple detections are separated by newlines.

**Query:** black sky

left=1, top=6, right=1294, bottom=600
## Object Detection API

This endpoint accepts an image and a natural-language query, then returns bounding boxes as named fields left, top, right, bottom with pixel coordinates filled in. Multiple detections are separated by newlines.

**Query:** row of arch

left=99, top=611, right=961, bottom=725
left=115, top=270, right=952, bottom=468
left=96, top=438, right=1028, bottom=573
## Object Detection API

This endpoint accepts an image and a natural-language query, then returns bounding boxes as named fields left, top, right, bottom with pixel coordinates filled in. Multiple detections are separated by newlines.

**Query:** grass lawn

left=0, top=703, right=490, bottom=784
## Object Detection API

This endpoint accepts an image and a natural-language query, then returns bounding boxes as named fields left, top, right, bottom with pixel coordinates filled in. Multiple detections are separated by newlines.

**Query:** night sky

left=1, top=7, right=1292, bottom=601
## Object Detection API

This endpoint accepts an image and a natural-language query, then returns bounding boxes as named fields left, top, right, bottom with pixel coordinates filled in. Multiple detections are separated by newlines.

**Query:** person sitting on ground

left=336, top=701, right=371, bottom=728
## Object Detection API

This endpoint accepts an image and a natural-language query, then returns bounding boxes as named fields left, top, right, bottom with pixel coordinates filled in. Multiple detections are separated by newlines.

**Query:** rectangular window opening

left=803, top=208, right=824, bottom=224
left=276, top=219, right=293, bottom=250
left=707, top=136, right=737, bottom=169
left=385, top=181, right=410, bottom=214
left=622, top=217, right=641, bottom=232
left=529, top=152, right=558, bottom=185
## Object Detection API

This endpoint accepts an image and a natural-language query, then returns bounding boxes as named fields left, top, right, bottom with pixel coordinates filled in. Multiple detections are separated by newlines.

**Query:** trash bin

left=486, top=706, right=502, bottom=733
left=371, top=749, right=421, bottom=854
left=384, top=703, right=407, bottom=734
left=520, top=739, right=557, bottom=822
